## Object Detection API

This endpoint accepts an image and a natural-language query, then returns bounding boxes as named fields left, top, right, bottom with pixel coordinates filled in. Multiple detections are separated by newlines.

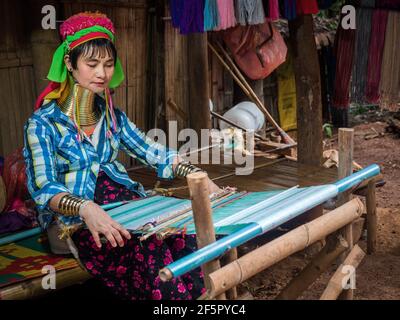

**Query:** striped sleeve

left=117, top=110, right=178, bottom=180
left=23, top=117, right=70, bottom=211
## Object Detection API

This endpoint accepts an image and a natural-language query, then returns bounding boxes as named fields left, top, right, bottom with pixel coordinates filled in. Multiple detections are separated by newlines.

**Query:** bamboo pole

left=337, top=128, right=354, bottom=300
left=207, top=198, right=364, bottom=298
left=320, top=245, right=366, bottom=300
left=366, top=179, right=377, bottom=254
left=186, top=172, right=226, bottom=300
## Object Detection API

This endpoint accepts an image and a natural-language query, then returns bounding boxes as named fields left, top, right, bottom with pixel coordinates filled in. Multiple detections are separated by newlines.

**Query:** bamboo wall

left=0, top=1, right=37, bottom=157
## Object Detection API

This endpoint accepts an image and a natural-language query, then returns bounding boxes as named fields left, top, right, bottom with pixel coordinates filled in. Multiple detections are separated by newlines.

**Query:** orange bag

left=223, top=22, right=287, bottom=80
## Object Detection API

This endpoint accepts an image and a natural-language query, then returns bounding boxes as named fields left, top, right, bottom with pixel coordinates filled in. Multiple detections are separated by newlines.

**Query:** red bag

left=223, top=22, right=287, bottom=80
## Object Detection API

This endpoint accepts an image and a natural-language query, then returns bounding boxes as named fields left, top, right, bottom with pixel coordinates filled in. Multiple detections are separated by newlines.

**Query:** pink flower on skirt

left=148, top=242, right=155, bottom=251
left=135, top=253, right=144, bottom=262
left=85, top=262, right=94, bottom=270
left=116, top=265, right=127, bottom=276
left=174, top=238, right=186, bottom=251
left=152, top=289, right=162, bottom=300
left=163, top=256, right=173, bottom=265
left=109, top=194, right=116, bottom=200
left=177, top=283, right=186, bottom=293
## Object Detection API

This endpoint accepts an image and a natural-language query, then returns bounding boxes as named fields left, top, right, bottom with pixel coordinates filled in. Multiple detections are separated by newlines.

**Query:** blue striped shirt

left=23, top=96, right=177, bottom=229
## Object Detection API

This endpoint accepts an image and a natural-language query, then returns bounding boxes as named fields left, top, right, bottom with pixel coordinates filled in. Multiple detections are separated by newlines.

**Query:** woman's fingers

left=112, top=223, right=131, bottom=240
left=104, top=230, right=117, bottom=248
left=91, top=231, right=102, bottom=248
left=110, top=227, right=125, bottom=247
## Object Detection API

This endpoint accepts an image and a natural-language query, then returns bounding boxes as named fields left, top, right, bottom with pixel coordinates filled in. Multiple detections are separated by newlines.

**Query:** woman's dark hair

left=69, top=38, right=117, bottom=69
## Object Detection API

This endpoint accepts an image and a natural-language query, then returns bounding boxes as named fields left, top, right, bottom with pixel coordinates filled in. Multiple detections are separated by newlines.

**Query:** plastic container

left=219, top=101, right=265, bottom=131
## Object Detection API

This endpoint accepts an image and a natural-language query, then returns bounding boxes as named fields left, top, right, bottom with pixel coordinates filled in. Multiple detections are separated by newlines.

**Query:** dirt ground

left=240, top=121, right=400, bottom=300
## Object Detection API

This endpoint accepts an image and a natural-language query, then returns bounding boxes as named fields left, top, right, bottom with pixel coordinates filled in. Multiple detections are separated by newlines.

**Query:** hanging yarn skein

left=180, top=0, right=205, bottom=34
left=365, top=9, right=388, bottom=104
left=350, top=8, right=373, bottom=104
left=235, top=0, right=266, bottom=26
left=215, top=0, right=237, bottom=30
left=204, top=0, right=220, bottom=31
left=268, top=0, right=280, bottom=21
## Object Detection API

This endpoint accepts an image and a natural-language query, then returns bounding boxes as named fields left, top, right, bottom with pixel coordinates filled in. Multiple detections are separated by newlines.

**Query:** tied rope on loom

left=350, top=7, right=373, bottom=104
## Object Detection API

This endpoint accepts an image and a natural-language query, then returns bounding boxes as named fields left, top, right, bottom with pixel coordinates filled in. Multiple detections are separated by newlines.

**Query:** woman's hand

left=79, top=201, right=131, bottom=248
left=207, top=177, right=222, bottom=195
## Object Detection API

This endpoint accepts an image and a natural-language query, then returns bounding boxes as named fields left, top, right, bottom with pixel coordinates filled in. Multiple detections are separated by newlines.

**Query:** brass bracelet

left=174, top=161, right=203, bottom=178
left=58, top=194, right=86, bottom=216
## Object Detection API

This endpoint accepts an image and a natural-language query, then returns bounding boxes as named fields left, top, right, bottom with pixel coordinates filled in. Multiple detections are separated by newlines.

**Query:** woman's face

left=65, top=51, right=115, bottom=94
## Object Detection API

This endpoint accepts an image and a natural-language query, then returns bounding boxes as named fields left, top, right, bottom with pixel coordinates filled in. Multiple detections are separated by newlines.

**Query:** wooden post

left=288, top=15, right=323, bottom=167
left=186, top=172, right=225, bottom=300
left=366, top=179, right=377, bottom=254
left=187, top=33, right=211, bottom=135
left=337, top=128, right=354, bottom=300
left=207, top=198, right=364, bottom=298
left=288, top=15, right=323, bottom=223
left=320, top=245, right=366, bottom=300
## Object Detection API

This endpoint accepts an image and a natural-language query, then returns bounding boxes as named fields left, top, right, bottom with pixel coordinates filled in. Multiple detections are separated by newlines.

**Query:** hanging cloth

left=204, top=0, right=220, bottom=31
left=379, top=11, right=400, bottom=108
left=215, top=0, right=237, bottom=30
left=332, top=24, right=356, bottom=109
left=365, top=9, right=388, bottom=104
left=350, top=8, right=373, bottom=104
left=296, top=0, right=319, bottom=15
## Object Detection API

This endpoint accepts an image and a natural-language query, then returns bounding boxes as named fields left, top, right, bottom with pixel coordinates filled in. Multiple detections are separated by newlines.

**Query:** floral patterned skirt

left=71, top=170, right=205, bottom=300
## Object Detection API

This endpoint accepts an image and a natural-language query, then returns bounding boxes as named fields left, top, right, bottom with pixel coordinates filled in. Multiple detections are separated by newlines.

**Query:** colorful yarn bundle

left=365, top=9, right=388, bottom=104
left=234, top=0, right=266, bottom=25
left=180, top=0, right=205, bottom=34
left=204, top=0, right=220, bottom=31
left=267, top=0, right=280, bottom=21
left=215, top=0, right=237, bottom=30
left=350, top=8, right=373, bottom=104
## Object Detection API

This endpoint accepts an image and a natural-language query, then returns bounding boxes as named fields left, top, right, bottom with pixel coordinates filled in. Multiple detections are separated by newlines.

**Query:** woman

left=23, top=12, right=220, bottom=300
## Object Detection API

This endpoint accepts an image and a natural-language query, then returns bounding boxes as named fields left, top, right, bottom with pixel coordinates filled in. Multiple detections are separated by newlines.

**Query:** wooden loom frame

left=183, top=128, right=377, bottom=301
